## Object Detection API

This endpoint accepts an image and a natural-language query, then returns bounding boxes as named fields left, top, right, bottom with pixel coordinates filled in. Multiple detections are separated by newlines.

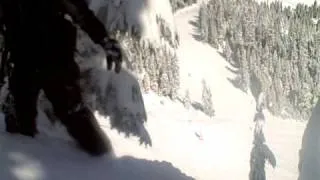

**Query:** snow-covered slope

left=0, top=92, right=247, bottom=180
left=175, top=4, right=306, bottom=180
left=175, top=4, right=255, bottom=121
left=0, top=94, right=306, bottom=180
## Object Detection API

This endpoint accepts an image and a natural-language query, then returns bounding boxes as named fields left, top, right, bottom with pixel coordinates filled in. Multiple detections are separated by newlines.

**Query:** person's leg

left=8, top=66, right=40, bottom=137
left=42, top=61, right=112, bottom=156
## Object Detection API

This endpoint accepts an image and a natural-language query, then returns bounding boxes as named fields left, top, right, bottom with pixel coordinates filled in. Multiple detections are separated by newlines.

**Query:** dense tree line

left=93, top=3, right=180, bottom=99
left=198, top=0, right=320, bottom=120
left=118, top=33, right=180, bottom=99
left=75, top=28, right=180, bottom=99
left=170, top=0, right=197, bottom=12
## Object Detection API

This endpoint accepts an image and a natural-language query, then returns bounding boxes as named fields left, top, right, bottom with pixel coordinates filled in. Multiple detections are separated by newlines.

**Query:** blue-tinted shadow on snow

left=0, top=123, right=195, bottom=180
left=189, top=16, right=203, bottom=42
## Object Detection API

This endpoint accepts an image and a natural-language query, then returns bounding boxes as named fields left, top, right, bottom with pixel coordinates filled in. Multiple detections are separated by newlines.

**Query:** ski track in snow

left=0, top=1, right=311, bottom=180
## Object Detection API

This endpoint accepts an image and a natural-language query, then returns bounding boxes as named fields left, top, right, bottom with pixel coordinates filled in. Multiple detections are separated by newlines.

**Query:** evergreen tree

left=201, top=80, right=215, bottom=117
left=223, top=41, right=233, bottom=63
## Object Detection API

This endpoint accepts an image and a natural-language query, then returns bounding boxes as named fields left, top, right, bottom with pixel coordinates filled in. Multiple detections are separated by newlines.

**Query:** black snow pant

left=6, top=18, right=111, bottom=156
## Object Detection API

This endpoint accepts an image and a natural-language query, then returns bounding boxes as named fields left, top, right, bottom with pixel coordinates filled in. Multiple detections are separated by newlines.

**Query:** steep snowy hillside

left=175, top=3, right=306, bottom=180
left=175, top=4, right=255, bottom=121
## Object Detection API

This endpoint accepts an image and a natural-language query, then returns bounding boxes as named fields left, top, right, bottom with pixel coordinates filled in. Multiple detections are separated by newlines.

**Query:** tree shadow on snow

left=216, top=51, right=240, bottom=69
left=225, top=66, right=240, bottom=74
left=188, top=15, right=204, bottom=42
left=0, top=123, right=195, bottom=180
left=221, top=51, right=248, bottom=94
left=226, top=77, right=240, bottom=88
left=224, top=58, right=249, bottom=94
